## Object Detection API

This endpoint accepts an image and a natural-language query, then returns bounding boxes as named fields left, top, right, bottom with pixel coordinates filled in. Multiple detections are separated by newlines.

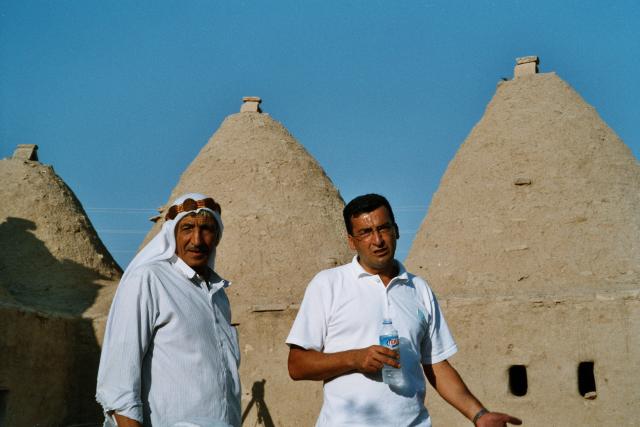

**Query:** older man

left=287, top=193, right=521, bottom=427
left=97, top=193, right=240, bottom=427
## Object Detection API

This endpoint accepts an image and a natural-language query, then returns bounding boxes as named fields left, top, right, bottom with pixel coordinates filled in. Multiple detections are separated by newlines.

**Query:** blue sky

left=1, top=1, right=638, bottom=268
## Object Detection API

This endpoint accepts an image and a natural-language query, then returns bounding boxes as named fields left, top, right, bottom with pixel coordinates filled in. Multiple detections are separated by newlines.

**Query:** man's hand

left=351, top=345, right=400, bottom=373
left=424, top=361, right=522, bottom=426
left=475, top=411, right=522, bottom=426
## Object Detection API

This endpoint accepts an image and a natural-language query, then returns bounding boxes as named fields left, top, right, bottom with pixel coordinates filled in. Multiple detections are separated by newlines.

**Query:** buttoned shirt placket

left=188, top=269, right=233, bottom=410
left=383, top=276, right=405, bottom=320
left=359, top=265, right=407, bottom=320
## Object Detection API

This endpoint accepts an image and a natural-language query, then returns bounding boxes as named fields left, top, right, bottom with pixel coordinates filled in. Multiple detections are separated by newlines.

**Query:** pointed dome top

left=143, top=99, right=352, bottom=309
left=0, top=149, right=121, bottom=314
left=406, top=64, right=640, bottom=297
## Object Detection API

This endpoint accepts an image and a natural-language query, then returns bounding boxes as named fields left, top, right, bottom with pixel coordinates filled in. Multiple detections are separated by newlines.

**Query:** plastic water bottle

left=379, top=318, right=402, bottom=386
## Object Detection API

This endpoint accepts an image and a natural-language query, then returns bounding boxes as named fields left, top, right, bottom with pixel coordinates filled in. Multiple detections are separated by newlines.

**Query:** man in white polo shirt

left=286, top=194, right=521, bottom=427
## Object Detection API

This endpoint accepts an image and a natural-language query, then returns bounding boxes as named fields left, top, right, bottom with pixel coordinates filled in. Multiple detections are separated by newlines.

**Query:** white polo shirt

left=286, top=256, right=457, bottom=427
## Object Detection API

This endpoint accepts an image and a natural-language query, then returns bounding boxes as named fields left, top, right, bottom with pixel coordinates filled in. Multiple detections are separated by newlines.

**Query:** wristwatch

left=472, top=408, right=489, bottom=425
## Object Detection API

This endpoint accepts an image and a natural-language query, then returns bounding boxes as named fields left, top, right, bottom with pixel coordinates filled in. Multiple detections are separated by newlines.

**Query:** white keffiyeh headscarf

left=121, top=192, right=224, bottom=282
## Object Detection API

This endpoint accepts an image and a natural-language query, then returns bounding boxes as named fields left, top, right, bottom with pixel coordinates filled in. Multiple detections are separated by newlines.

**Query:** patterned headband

left=164, top=197, right=221, bottom=221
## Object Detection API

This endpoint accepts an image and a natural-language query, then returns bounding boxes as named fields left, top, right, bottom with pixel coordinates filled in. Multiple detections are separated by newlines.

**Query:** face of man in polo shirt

left=174, top=212, right=220, bottom=276
left=347, top=205, right=398, bottom=274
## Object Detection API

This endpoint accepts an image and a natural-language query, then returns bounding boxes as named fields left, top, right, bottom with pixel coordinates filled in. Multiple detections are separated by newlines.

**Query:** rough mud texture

left=406, top=72, right=640, bottom=425
left=236, top=309, right=323, bottom=427
left=0, top=157, right=121, bottom=425
left=407, top=73, right=640, bottom=298
left=142, top=110, right=351, bottom=425
left=0, top=305, right=104, bottom=426
left=426, top=292, right=639, bottom=426
left=0, top=158, right=121, bottom=314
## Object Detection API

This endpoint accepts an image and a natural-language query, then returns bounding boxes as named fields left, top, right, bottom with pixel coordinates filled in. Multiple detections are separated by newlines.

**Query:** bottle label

left=379, top=334, right=399, bottom=350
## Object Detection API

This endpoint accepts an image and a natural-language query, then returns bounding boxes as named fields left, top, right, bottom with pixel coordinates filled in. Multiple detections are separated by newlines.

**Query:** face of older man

left=174, top=213, right=219, bottom=275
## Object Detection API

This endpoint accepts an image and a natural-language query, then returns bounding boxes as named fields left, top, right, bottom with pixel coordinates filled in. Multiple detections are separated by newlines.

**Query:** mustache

left=186, top=244, right=210, bottom=252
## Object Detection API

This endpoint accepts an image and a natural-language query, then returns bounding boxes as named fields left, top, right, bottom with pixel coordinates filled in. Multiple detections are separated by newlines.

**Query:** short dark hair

left=343, top=193, right=397, bottom=235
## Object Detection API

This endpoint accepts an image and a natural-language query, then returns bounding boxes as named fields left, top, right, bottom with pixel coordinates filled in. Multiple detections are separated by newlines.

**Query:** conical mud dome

left=1, top=146, right=121, bottom=425
left=144, top=98, right=351, bottom=309
left=142, top=99, right=351, bottom=425
left=405, top=58, right=640, bottom=426
left=0, top=147, right=121, bottom=314
left=406, top=69, right=640, bottom=297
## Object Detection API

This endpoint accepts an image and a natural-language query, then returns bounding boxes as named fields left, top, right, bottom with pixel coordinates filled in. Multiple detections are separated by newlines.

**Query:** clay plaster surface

left=406, top=71, right=640, bottom=426
left=0, top=157, right=121, bottom=425
left=142, top=110, right=352, bottom=425
left=407, top=73, right=640, bottom=299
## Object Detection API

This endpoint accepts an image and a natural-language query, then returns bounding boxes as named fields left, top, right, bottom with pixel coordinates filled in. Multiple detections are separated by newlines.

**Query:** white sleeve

left=286, top=272, right=332, bottom=351
left=95, top=268, right=157, bottom=422
left=418, top=280, right=458, bottom=364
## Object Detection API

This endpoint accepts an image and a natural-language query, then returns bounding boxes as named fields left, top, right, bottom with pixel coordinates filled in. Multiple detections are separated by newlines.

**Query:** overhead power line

left=86, top=207, right=158, bottom=214
left=96, top=229, right=149, bottom=235
left=86, top=206, right=428, bottom=213
left=393, top=206, right=428, bottom=212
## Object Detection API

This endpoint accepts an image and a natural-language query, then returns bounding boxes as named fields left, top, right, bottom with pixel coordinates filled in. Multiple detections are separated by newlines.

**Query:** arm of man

left=423, top=360, right=522, bottom=427
left=113, top=413, right=143, bottom=427
left=288, top=344, right=399, bottom=381
left=96, top=269, right=156, bottom=425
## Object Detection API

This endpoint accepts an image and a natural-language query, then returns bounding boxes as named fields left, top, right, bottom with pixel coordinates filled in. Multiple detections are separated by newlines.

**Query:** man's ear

left=394, top=223, right=400, bottom=239
left=213, top=225, right=222, bottom=247
left=347, top=234, right=357, bottom=251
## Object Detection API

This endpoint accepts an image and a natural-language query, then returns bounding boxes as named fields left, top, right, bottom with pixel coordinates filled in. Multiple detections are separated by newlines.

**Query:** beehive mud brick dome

left=142, top=98, right=353, bottom=425
left=406, top=57, right=640, bottom=426
left=0, top=148, right=121, bottom=425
